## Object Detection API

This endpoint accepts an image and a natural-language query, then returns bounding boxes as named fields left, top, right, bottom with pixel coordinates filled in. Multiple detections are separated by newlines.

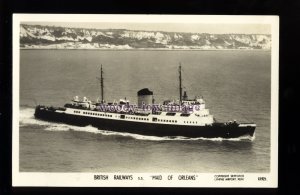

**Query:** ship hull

left=34, top=106, right=255, bottom=139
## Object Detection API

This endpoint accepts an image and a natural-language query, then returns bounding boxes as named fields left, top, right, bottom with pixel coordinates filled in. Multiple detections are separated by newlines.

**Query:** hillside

left=20, top=24, right=271, bottom=50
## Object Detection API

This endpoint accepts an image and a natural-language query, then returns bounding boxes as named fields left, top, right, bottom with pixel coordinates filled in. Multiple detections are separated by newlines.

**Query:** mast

left=97, top=65, right=104, bottom=103
left=179, top=63, right=182, bottom=103
left=100, top=64, right=104, bottom=103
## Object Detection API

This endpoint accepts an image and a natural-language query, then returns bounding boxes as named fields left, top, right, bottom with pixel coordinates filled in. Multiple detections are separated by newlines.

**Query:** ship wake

left=19, top=107, right=255, bottom=142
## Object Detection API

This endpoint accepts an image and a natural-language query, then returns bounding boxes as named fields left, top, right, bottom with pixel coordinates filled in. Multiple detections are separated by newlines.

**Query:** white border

left=12, top=14, right=279, bottom=187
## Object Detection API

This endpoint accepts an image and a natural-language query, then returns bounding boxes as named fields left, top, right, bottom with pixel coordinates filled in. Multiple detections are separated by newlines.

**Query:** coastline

left=20, top=47, right=271, bottom=51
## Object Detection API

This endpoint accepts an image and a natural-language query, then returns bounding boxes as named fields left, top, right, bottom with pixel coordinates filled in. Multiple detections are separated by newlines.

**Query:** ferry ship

left=34, top=65, right=256, bottom=139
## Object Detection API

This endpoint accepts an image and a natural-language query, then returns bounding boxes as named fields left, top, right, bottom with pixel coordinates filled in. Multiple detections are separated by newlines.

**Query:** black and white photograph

left=12, top=14, right=278, bottom=187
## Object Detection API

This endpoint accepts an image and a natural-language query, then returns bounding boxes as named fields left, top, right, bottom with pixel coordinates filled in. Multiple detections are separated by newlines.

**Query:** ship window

left=180, top=113, right=190, bottom=117
left=152, top=117, right=157, bottom=122
left=175, top=120, right=177, bottom=123
left=166, top=112, right=176, bottom=116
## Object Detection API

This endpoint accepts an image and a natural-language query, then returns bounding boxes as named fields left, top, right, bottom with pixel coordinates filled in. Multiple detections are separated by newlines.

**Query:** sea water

left=19, top=49, right=271, bottom=172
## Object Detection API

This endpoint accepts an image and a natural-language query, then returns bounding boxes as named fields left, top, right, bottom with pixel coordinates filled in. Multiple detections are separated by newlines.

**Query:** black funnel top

left=137, top=88, right=153, bottom=96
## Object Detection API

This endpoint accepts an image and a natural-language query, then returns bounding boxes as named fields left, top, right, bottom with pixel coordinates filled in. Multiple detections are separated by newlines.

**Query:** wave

left=19, top=107, right=51, bottom=127
left=19, top=107, right=254, bottom=142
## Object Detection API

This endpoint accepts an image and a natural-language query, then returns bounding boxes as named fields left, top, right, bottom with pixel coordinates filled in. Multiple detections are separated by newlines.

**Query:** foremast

left=97, top=65, right=104, bottom=103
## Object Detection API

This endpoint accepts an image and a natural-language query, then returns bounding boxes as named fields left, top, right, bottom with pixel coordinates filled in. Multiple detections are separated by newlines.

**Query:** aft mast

left=179, top=63, right=182, bottom=104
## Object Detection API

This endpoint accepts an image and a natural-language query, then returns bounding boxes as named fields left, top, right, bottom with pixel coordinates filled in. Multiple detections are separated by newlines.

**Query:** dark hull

left=34, top=107, right=255, bottom=139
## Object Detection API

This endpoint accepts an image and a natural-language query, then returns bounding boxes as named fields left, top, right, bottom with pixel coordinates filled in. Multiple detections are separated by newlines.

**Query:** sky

left=22, top=22, right=271, bottom=34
